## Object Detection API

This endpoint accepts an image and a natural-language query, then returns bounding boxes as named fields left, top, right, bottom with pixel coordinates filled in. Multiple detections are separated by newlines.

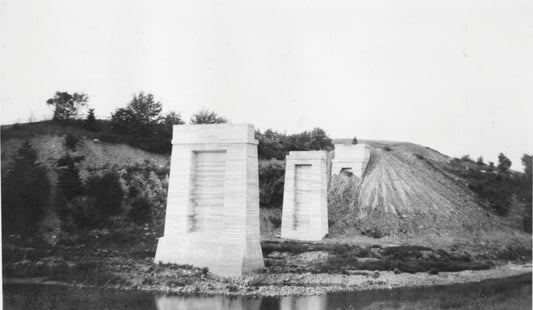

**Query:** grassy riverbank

left=3, top=229, right=531, bottom=296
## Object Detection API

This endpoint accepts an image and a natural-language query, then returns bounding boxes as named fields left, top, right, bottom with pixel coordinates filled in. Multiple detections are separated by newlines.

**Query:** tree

left=47, top=91, right=88, bottom=122
left=352, top=137, right=358, bottom=145
left=497, top=153, right=512, bottom=172
left=110, top=107, right=136, bottom=135
left=56, top=154, right=84, bottom=220
left=477, top=156, right=484, bottom=165
left=307, top=127, right=333, bottom=150
left=522, top=154, right=532, bottom=182
left=287, top=131, right=311, bottom=151
left=190, top=109, right=228, bottom=124
left=111, top=92, right=163, bottom=137
left=1, top=140, right=50, bottom=236
left=127, top=92, right=162, bottom=126
left=163, top=111, right=185, bottom=127
left=256, top=129, right=287, bottom=160
left=159, top=111, right=185, bottom=139
left=85, top=108, right=97, bottom=131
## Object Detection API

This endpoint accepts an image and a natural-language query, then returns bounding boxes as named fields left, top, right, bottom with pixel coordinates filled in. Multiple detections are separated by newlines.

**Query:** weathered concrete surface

left=281, top=151, right=328, bottom=241
left=154, top=123, right=264, bottom=277
left=331, top=143, right=370, bottom=178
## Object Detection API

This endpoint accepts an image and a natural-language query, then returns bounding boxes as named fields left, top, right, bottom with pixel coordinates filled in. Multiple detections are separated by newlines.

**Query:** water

left=3, top=274, right=531, bottom=310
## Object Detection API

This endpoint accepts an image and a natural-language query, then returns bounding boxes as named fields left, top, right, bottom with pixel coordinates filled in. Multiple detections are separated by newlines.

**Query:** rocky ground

left=3, top=230, right=531, bottom=296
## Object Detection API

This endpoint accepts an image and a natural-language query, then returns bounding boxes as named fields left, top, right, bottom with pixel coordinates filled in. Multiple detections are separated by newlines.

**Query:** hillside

left=1, top=122, right=531, bottom=249
left=328, top=141, right=522, bottom=238
left=1, top=122, right=275, bottom=240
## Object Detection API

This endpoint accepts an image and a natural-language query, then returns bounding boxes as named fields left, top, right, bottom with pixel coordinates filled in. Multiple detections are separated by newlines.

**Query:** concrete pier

left=281, top=151, right=328, bottom=241
left=154, top=123, right=264, bottom=277
left=331, top=143, right=370, bottom=178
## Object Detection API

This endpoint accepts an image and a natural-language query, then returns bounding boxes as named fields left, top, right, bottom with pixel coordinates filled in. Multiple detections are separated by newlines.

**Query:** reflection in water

left=3, top=274, right=531, bottom=310
left=280, top=296, right=326, bottom=310
left=155, top=295, right=263, bottom=310
left=155, top=295, right=326, bottom=310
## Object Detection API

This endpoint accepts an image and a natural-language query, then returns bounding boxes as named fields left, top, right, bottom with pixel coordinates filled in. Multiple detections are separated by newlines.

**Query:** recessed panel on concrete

left=154, top=123, right=264, bottom=277
left=331, top=143, right=370, bottom=178
left=281, top=151, right=328, bottom=241
left=191, top=150, right=226, bottom=233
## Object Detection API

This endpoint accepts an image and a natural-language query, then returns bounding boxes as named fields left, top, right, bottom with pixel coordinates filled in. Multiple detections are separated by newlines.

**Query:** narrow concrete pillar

left=154, top=123, right=264, bottom=277
left=281, top=151, right=328, bottom=241
left=331, top=143, right=370, bottom=178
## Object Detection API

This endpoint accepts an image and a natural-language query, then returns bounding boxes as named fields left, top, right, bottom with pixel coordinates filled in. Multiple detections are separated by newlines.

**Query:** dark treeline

left=45, top=90, right=335, bottom=157
left=256, top=128, right=333, bottom=160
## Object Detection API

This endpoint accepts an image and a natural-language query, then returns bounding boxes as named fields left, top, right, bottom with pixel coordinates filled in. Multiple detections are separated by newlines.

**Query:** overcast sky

left=1, top=0, right=532, bottom=170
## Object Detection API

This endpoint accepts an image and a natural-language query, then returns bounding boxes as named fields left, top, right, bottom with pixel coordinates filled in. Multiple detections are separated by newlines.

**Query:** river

left=3, top=273, right=531, bottom=309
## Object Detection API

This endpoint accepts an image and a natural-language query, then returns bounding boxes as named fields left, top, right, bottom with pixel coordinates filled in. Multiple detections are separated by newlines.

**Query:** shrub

left=362, top=227, right=385, bottom=238
left=190, top=109, right=228, bottom=124
left=384, top=146, right=392, bottom=151
left=522, top=154, right=532, bottom=182
left=56, top=154, right=84, bottom=221
left=1, top=140, right=50, bottom=236
left=70, top=197, right=99, bottom=228
left=85, top=171, right=124, bottom=220
left=85, top=108, right=97, bottom=131
left=466, top=170, right=519, bottom=216
left=64, top=134, right=79, bottom=150
left=129, top=196, right=152, bottom=225
left=259, top=160, right=285, bottom=208
left=497, top=153, right=512, bottom=172
left=227, top=284, right=239, bottom=292
left=256, top=128, right=333, bottom=159
left=460, top=154, right=473, bottom=162
left=270, top=216, right=281, bottom=228
left=352, top=137, right=358, bottom=145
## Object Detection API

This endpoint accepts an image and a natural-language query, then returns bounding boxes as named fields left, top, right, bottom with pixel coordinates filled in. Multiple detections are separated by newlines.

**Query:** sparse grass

left=262, top=241, right=494, bottom=274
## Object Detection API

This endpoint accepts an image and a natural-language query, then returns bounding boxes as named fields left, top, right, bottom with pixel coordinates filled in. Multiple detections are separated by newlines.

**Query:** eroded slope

left=329, top=142, right=509, bottom=237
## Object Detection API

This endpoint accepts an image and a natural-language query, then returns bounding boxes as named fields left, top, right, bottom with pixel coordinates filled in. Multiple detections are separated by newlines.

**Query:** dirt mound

left=328, top=142, right=509, bottom=238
